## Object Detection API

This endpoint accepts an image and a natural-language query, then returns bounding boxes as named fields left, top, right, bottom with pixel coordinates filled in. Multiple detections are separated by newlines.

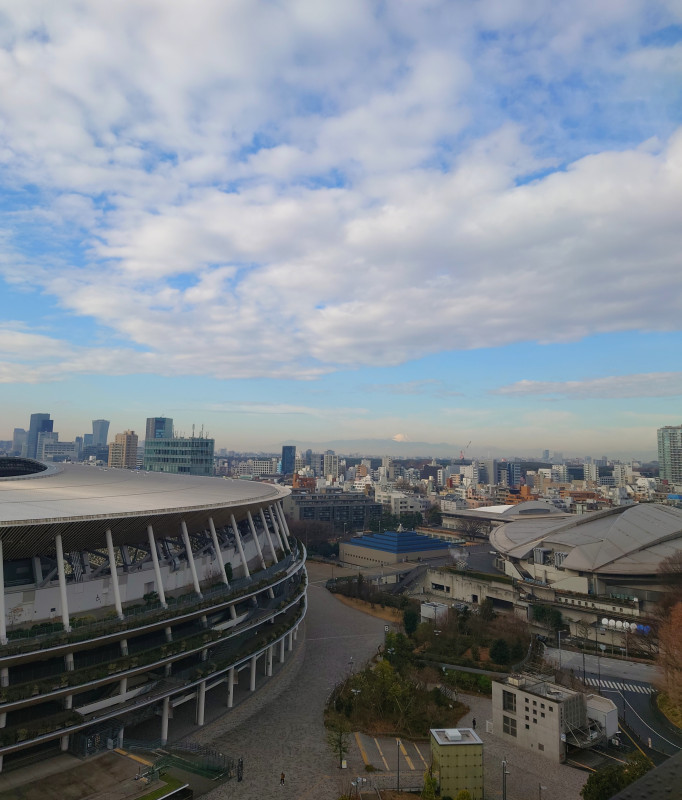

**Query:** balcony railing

left=1, top=542, right=303, bottom=658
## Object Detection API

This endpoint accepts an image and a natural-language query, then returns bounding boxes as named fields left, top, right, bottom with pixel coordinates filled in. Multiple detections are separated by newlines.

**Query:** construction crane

left=459, top=440, right=472, bottom=461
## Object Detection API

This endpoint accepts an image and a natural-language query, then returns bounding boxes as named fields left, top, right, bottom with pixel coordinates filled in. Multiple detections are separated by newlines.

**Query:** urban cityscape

left=2, top=2, right=682, bottom=800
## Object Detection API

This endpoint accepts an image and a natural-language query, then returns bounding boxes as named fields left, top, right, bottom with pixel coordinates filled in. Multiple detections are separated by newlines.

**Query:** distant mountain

left=277, top=437, right=508, bottom=459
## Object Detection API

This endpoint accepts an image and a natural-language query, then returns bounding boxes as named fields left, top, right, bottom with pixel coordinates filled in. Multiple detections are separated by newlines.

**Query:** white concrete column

left=0, top=668, right=8, bottom=688
left=120, top=638, right=128, bottom=656
left=64, top=652, right=74, bottom=671
left=227, top=667, right=235, bottom=708
left=275, top=503, right=292, bottom=552
left=60, top=734, right=69, bottom=752
left=0, top=540, right=6, bottom=645
left=279, top=638, right=285, bottom=663
left=259, top=509, right=278, bottom=563
left=246, top=511, right=266, bottom=570
left=288, top=631, right=293, bottom=651
left=208, top=517, right=229, bottom=585
left=229, top=603, right=237, bottom=620
left=267, top=645, right=273, bottom=677
left=118, top=726, right=125, bottom=748
left=197, top=681, right=206, bottom=726
left=294, top=625, right=298, bottom=641
left=165, top=626, right=173, bottom=642
left=250, top=655, right=257, bottom=691
left=55, top=534, right=71, bottom=632
left=180, top=520, right=203, bottom=598
left=120, top=677, right=128, bottom=695
left=105, top=529, right=124, bottom=620
left=268, top=507, right=285, bottom=553
left=161, top=697, right=170, bottom=745
left=230, top=515, right=250, bottom=579
left=0, top=712, right=6, bottom=729
left=64, top=694, right=73, bottom=710
left=147, top=525, right=167, bottom=608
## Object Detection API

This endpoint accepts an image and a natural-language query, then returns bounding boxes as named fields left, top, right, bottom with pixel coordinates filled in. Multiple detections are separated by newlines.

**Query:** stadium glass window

left=503, top=716, right=517, bottom=737
left=502, top=691, right=516, bottom=713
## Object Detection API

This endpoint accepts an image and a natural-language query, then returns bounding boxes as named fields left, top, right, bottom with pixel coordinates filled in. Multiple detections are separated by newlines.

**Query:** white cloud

left=494, top=372, right=682, bottom=399
left=0, top=2, right=681, bottom=384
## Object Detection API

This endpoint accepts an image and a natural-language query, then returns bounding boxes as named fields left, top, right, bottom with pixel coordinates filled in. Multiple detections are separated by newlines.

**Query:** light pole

left=502, top=756, right=510, bottom=800
left=539, top=782, right=547, bottom=800
left=397, top=738, right=401, bottom=791
left=557, top=629, right=569, bottom=671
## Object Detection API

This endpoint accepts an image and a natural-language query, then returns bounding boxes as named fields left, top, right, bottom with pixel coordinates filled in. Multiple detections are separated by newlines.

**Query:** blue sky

left=1, top=1, right=681, bottom=458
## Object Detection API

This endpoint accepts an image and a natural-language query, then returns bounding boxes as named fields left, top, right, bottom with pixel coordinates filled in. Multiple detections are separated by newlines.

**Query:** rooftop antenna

left=192, top=424, right=195, bottom=438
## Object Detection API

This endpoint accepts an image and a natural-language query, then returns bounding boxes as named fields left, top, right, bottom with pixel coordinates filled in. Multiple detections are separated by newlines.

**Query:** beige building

left=492, top=674, right=613, bottom=762
left=430, top=727, right=483, bottom=800
left=108, top=429, right=138, bottom=469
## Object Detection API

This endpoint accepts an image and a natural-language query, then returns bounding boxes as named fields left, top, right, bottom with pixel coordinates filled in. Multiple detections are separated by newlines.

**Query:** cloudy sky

left=1, top=1, right=681, bottom=458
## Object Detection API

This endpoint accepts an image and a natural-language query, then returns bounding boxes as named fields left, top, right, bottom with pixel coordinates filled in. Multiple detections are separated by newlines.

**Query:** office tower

left=25, top=414, right=53, bottom=459
left=658, top=425, right=682, bottom=484
left=506, top=462, right=521, bottom=488
left=92, top=419, right=110, bottom=447
left=323, top=452, right=339, bottom=480
left=143, top=434, right=214, bottom=476
left=484, top=458, right=498, bottom=485
left=36, top=431, right=58, bottom=461
left=542, top=449, right=550, bottom=462
left=83, top=433, right=94, bottom=447
left=146, top=417, right=174, bottom=441
left=281, top=445, right=296, bottom=475
left=584, top=463, right=599, bottom=483
left=12, top=428, right=27, bottom=456
left=108, top=430, right=139, bottom=469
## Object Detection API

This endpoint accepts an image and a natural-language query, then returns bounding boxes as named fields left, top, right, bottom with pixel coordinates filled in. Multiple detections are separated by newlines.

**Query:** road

left=545, top=647, right=682, bottom=757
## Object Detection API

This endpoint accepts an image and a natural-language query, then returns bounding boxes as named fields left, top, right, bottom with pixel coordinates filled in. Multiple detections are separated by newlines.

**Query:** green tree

left=580, top=764, right=627, bottom=800
left=404, top=607, right=420, bottom=636
left=490, top=638, right=511, bottom=665
left=479, top=598, right=495, bottom=621
left=326, top=717, right=351, bottom=769
left=456, top=791, right=472, bottom=800
left=421, top=770, right=438, bottom=799
left=533, top=604, right=563, bottom=631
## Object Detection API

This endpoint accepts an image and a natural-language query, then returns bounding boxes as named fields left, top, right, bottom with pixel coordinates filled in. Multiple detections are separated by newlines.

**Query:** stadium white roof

left=0, top=464, right=288, bottom=559
left=490, top=504, right=682, bottom=575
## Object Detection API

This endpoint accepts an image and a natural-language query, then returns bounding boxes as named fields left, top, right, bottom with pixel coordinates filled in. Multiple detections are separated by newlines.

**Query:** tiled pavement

left=190, top=563, right=587, bottom=800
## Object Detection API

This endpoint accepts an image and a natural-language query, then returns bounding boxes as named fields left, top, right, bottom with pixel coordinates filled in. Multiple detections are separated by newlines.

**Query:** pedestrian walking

left=280, top=772, right=286, bottom=786
left=472, top=717, right=477, bottom=731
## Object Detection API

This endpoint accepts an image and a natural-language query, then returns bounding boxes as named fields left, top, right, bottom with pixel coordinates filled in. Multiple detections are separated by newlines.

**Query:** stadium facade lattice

left=0, top=458, right=306, bottom=771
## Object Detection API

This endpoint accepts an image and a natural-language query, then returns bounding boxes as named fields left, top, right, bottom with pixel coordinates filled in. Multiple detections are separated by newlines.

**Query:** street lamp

left=502, top=756, right=510, bottom=800
left=397, top=739, right=401, bottom=791
left=539, top=783, right=547, bottom=800
left=557, top=629, right=570, bottom=671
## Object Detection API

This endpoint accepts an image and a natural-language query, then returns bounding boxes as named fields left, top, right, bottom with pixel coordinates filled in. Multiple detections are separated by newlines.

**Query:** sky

left=1, top=0, right=682, bottom=459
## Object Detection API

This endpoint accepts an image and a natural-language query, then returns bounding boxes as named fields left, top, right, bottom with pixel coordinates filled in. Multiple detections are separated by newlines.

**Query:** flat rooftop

left=431, top=727, right=482, bottom=746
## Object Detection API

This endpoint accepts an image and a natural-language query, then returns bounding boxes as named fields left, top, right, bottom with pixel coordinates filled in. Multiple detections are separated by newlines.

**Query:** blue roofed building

left=339, top=528, right=453, bottom=567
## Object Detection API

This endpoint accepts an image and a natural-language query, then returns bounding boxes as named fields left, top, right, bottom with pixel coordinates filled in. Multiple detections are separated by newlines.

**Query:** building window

left=503, top=716, right=517, bottom=737
left=541, top=713, right=545, bottom=718
left=525, top=724, right=530, bottom=730
left=533, top=700, right=537, bottom=706
left=549, top=707, right=554, bottom=712
left=538, top=743, right=545, bottom=752
left=525, top=716, right=529, bottom=721
left=533, top=718, right=537, bottom=724
left=541, top=704, right=545, bottom=709
left=502, top=691, right=516, bottom=713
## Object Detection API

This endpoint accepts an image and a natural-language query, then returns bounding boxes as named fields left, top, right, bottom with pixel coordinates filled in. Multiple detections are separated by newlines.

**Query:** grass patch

left=136, top=775, right=186, bottom=800
left=657, top=692, right=682, bottom=730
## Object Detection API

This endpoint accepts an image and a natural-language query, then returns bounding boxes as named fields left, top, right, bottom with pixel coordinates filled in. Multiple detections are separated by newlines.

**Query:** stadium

left=0, top=458, right=306, bottom=772
left=490, top=503, right=682, bottom=615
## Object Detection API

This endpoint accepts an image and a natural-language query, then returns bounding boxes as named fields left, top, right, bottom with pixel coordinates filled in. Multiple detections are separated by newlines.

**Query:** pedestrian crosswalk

left=584, top=677, right=652, bottom=694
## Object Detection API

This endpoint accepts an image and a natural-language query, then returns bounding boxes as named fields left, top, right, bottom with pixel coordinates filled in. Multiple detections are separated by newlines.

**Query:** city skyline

left=1, top=3, right=681, bottom=456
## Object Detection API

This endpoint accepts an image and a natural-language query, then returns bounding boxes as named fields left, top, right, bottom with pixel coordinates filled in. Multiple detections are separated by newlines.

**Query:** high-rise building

left=108, top=430, right=139, bottom=469
left=658, top=425, right=682, bottom=485
left=323, top=451, right=339, bottom=480
left=281, top=445, right=296, bottom=475
left=144, top=435, right=214, bottom=476
left=146, top=417, right=174, bottom=441
left=12, top=428, right=27, bottom=456
left=36, top=431, right=59, bottom=460
left=92, top=419, right=110, bottom=447
left=25, top=413, right=53, bottom=459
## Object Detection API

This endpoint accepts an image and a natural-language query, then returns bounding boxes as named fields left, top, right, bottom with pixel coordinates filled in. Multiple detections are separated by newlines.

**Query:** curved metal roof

left=0, top=464, right=289, bottom=559
left=490, top=503, right=682, bottom=576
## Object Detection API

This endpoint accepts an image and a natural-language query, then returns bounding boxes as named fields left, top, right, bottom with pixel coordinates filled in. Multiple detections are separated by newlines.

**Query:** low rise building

left=430, top=727, right=483, bottom=800
left=492, top=674, right=615, bottom=762
left=339, top=529, right=452, bottom=567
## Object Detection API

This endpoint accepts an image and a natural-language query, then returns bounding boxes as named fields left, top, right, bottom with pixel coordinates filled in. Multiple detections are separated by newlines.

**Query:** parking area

left=354, top=733, right=431, bottom=774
